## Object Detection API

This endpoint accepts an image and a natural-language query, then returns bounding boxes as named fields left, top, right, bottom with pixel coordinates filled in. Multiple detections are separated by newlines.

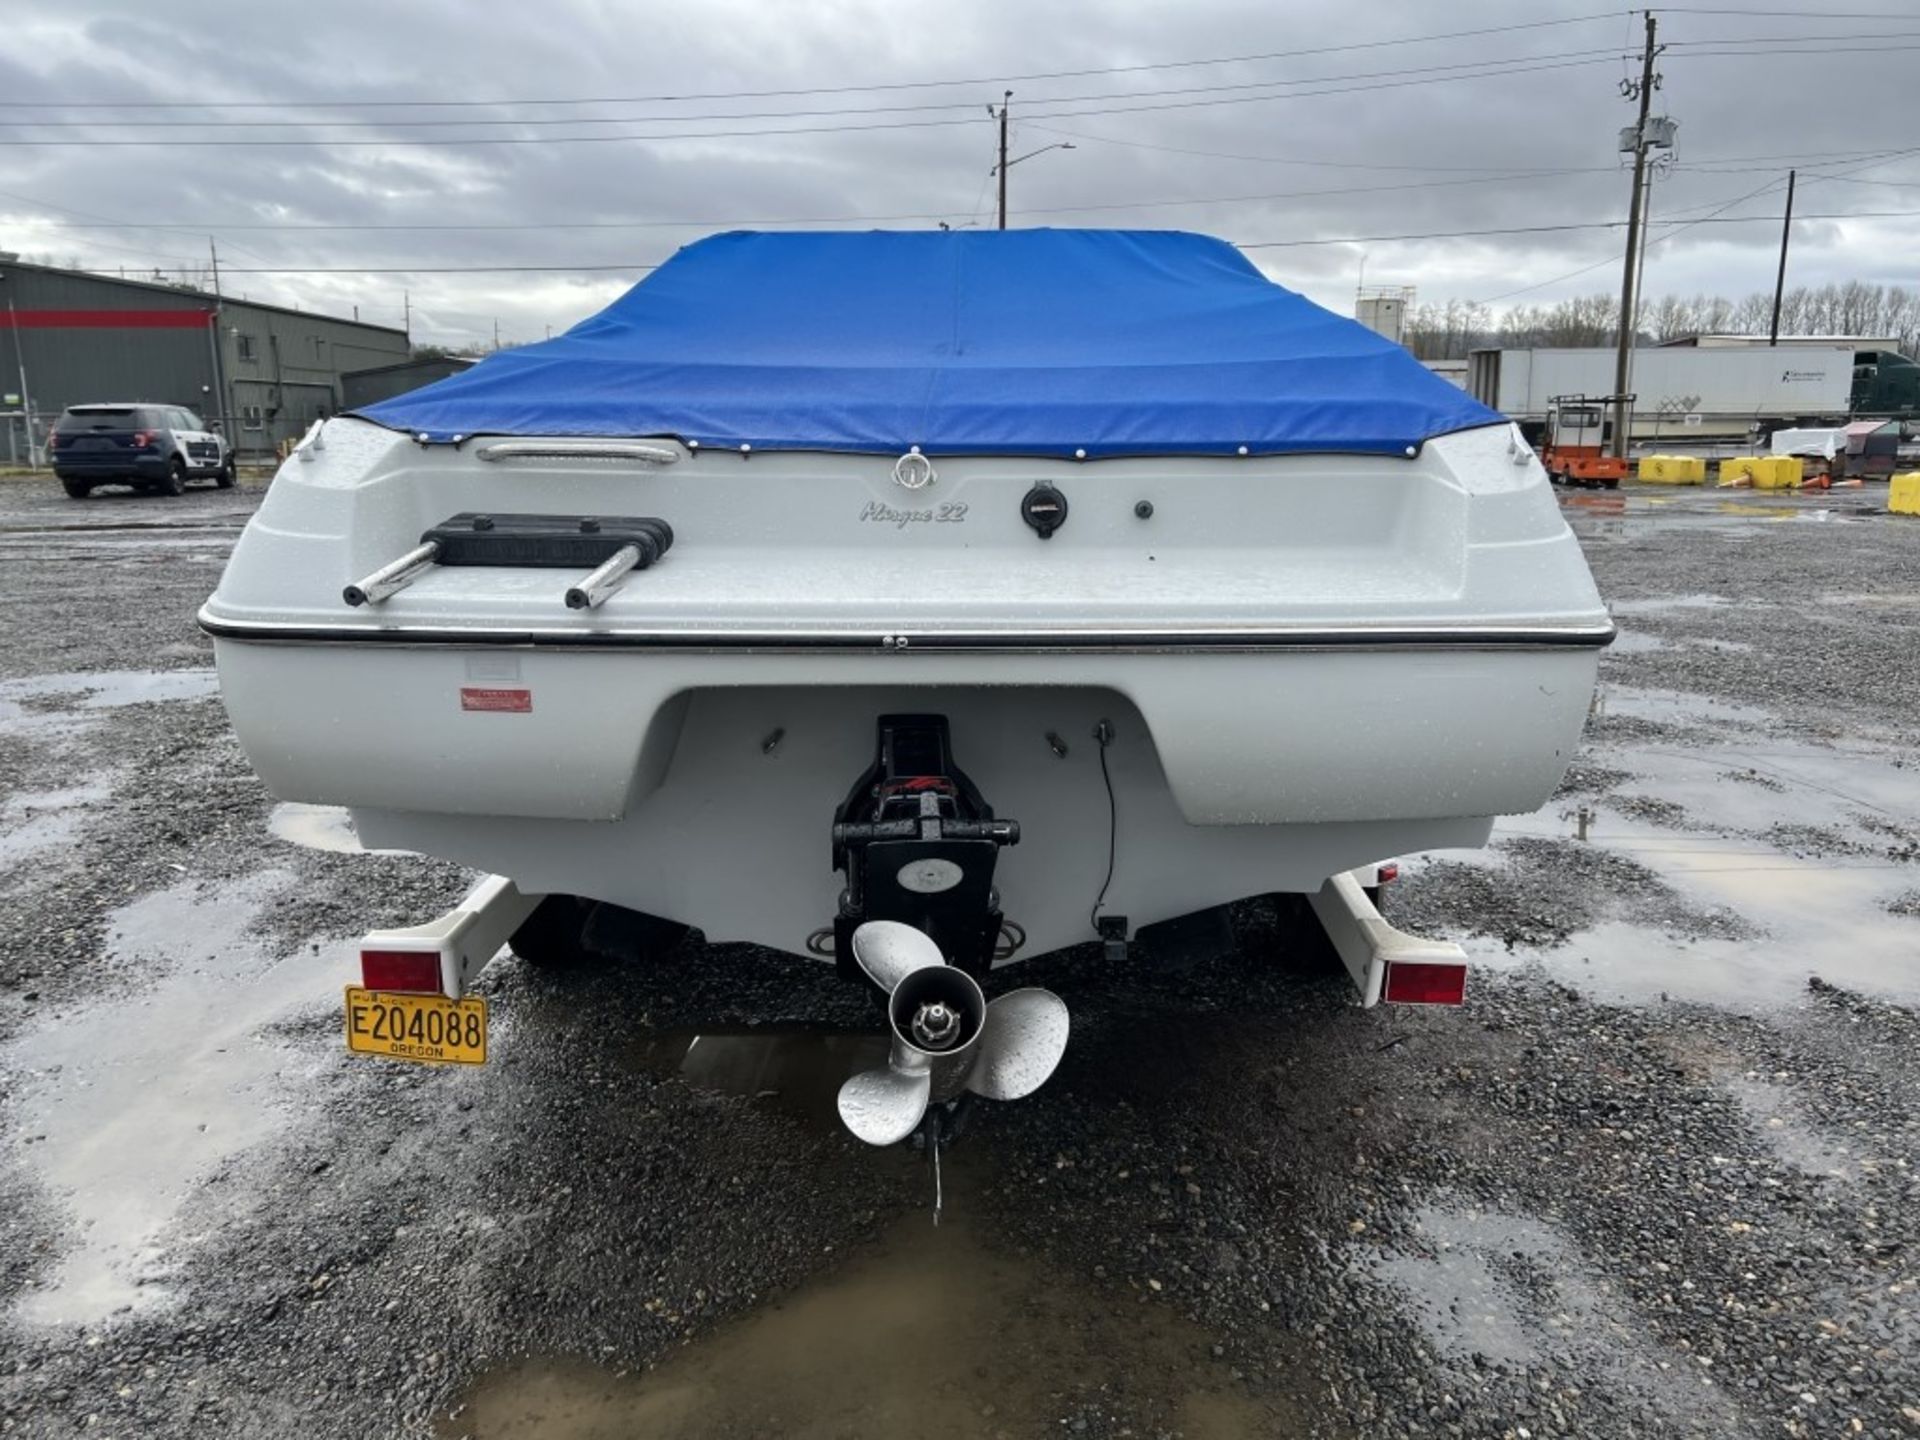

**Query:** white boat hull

left=204, top=417, right=1608, bottom=964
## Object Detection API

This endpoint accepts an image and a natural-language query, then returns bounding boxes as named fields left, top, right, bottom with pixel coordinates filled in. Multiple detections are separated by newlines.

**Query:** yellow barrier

left=1638, top=454, right=1706, bottom=484
left=1757, top=456, right=1804, bottom=490
left=1892, top=471, right=1920, bottom=516
left=1718, top=456, right=1802, bottom=489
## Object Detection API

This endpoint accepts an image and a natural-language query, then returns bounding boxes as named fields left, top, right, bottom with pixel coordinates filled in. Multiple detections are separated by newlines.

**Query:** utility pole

left=996, top=91, right=1011, bottom=230
left=403, top=290, right=411, bottom=344
left=1611, top=9, right=1661, bottom=459
left=7, top=296, right=35, bottom=468
left=1769, top=168, right=1796, bottom=346
left=207, top=238, right=232, bottom=437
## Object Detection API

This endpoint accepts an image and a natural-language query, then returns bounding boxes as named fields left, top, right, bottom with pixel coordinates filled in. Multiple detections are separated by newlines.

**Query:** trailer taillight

left=1382, top=960, right=1466, bottom=1006
left=360, top=949, right=443, bottom=994
left=1376, top=862, right=1399, bottom=885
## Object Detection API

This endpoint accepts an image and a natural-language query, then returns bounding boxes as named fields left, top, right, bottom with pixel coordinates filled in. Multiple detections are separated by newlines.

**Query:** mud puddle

left=437, top=1160, right=1291, bottom=1440
left=4, top=872, right=344, bottom=1325
left=1366, top=1203, right=1740, bottom=1432
left=0, top=668, right=220, bottom=729
left=1416, top=682, right=1920, bottom=1007
left=266, top=801, right=410, bottom=856
left=633, top=1027, right=887, bottom=1128
left=0, top=780, right=112, bottom=870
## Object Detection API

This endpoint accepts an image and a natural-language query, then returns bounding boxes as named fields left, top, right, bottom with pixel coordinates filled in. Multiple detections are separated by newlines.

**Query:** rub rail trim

left=198, top=611, right=1616, bottom=653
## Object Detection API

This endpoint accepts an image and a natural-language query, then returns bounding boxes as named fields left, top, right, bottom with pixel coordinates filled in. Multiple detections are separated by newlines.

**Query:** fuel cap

left=1020, top=483, right=1068, bottom=539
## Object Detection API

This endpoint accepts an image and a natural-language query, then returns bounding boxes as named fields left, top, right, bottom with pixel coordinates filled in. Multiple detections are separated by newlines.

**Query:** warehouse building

left=339, top=354, right=474, bottom=410
left=0, top=255, right=410, bottom=461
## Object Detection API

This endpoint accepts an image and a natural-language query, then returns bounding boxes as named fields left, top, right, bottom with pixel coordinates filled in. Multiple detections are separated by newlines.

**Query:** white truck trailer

left=1468, top=345, right=1856, bottom=442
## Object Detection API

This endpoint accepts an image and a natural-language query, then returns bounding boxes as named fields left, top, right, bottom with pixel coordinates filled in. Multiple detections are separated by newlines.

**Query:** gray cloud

left=3, top=1, right=1915, bottom=347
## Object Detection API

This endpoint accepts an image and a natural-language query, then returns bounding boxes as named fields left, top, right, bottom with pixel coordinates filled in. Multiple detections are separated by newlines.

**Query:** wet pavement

left=1, top=473, right=1919, bottom=1438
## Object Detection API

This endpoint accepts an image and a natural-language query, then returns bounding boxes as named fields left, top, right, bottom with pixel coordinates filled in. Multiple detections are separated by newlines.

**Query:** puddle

left=1596, top=683, right=1812, bottom=732
left=1606, top=628, right=1670, bottom=655
left=633, top=1028, right=887, bottom=1129
left=437, top=1170, right=1290, bottom=1439
left=0, top=668, right=220, bottom=735
left=1366, top=1203, right=1740, bottom=1431
left=1479, top=820, right=1919, bottom=1008
left=0, top=668, right=220, bottom=709
left=1726, top=1076, right=1864, bottom=1180
left=1368, top=1207, right=1593, bottom=1367
left=1608, top=594, right=1735, bottom=617
left=266, top=802, right=409, bottom=856
left=4, top=871, right=344, bottom=1325
left=0, top=781, right=111, bottom=870
left=1409, top=684, right=1920, bottom=1008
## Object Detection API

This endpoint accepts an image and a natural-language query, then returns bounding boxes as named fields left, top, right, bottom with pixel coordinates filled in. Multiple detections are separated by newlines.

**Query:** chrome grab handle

left=343, top=542, right=440, bottom=607
left=564, top=545, right=643, bottom=610
left=474, top=439, right=680, bottom=465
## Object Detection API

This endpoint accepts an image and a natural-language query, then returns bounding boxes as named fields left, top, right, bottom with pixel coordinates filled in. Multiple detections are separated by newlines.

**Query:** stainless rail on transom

left=564, top=545, right=644, bottom=610
left=343, top=542, right=440, bottom=607
left=473, top=439, right=681, bottom=465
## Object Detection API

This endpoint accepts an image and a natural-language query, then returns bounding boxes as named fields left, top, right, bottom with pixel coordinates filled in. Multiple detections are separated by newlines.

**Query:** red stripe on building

left=2, top=308, right=214, bottom=329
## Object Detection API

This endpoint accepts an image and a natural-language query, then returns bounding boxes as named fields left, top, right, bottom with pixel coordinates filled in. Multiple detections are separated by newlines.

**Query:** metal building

left=340, top=355, right=475, bottom=410
left=0, top=255, right=409, bottom=461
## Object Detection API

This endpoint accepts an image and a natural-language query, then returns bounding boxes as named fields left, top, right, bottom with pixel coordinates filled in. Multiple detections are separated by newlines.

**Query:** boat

left=202, top=230, right=1610, bottom=1138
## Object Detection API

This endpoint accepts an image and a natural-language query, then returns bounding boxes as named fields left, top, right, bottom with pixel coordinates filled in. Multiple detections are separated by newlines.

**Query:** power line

left=0, top=55, right=1630, bottom=146
left=1031, top=129, right=1920, bottom=178
left=1468, top=147, right=1920, bottom=305
left=18, top=33, right=1914, bottom=150
left=117, top=209, right=1916, bottom=274
left=0, top=14, right=1631, bottom=112
left=1664, top=28, right=1920, bottom=44
left=1659, top=5, right=1920, bottom=17
left=0, top=49, right=1641, bottom=131
left=0, top=170, right=1600, bottom=237
left=1471, top=176, right=1792, bottom=304
left=1669, top=40, right=1920, bottom=56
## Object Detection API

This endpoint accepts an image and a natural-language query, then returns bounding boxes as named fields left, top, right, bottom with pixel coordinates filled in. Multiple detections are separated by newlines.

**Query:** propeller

left=837, top=920, right=1069, bottom=1145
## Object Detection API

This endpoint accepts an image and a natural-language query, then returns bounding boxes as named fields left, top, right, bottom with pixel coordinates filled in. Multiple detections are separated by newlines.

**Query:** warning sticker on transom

left=460, top=687, right=532, bottom=713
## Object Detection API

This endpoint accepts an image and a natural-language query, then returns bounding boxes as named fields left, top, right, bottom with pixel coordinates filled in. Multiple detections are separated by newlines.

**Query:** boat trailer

left=345, top=860, right=1466, bottom=1143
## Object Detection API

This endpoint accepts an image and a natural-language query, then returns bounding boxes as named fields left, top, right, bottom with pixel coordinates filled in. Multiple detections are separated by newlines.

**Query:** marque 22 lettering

left=860, top=501, right=967, bottom=528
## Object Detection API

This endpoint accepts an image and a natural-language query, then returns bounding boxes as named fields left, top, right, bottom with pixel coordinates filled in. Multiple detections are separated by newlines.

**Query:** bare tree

left=1406, top=281, right=1920, bottom=359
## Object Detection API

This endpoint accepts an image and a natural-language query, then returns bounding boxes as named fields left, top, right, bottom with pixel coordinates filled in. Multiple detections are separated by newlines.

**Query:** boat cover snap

left=356, top=229, right=1502, bottom=459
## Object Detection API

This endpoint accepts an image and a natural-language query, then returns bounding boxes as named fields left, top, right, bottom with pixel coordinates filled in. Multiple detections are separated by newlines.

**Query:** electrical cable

left=0, top=14, right=1633, bottom=112
left=36, top=206, right=1920, bottom=280
left=1089, top=721, right=1117, bottom=935
left=1472, top=174, right=1791, bottom=305
left=0, top=48, right=1637, bottom=133
left=0, top=56, right=1632, bottom=146
left=0, top=169, right=1578, bottom=238
left=1658, top=6, right=1920, bottom=17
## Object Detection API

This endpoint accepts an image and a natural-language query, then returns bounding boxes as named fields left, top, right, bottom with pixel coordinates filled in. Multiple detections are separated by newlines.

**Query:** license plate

left=344, top=986, right=487, bottom=1065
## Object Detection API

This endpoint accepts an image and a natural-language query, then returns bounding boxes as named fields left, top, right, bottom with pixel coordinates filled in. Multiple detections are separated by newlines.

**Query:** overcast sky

left=2, top=1, right=1916, bottom=349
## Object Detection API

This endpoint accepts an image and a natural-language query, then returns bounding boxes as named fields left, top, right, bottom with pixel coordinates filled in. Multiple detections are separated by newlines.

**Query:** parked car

left=49, top=403, right=234, bottom=498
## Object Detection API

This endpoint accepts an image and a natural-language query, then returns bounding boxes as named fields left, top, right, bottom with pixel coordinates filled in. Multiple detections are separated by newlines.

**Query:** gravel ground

left=1, top=475, right=1919, bottom=1439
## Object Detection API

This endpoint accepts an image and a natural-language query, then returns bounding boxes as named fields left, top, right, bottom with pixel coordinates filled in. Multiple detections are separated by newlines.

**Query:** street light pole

left=996, top=91, right=1011, bottom=230
left=991, top=133, right=1075, bottom=232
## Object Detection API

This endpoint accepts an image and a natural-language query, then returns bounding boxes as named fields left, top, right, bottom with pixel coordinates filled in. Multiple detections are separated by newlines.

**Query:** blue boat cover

left=359, top=229, right=1501, bottom=458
